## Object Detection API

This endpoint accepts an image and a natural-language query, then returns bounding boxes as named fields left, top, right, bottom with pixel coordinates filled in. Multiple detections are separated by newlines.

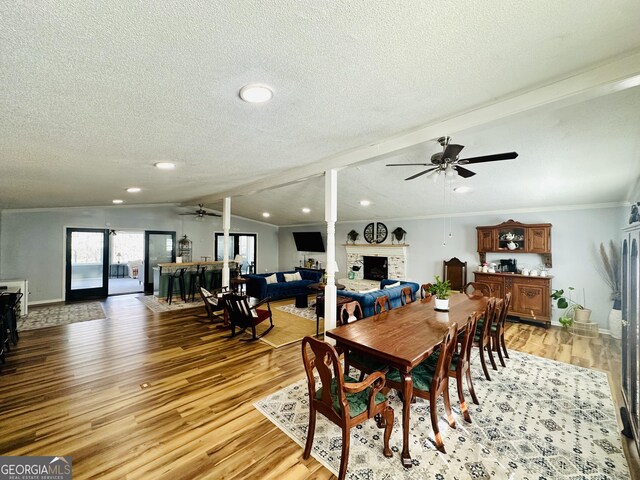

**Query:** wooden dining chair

left=420, top=283, right=433, bottom=300
left=400, top=286, right=414, bottom=305
left=339, top=300, right=363, bottom=325
left=373, top=295, right=391, bottom=314
left=443, top=257, right=467, bottom=292
left=223, top=293, right=274, bottom=341
left=473, top=298, right=500, bottom=380
left=424, top=312, right=482, bottom=423
left=301, top=336, right=394, bottom=480
left=384, top=323, right=459, bottom=453
left=463, top=282, right=491, bottom=298
left=490, top=292, right=512, bottom=366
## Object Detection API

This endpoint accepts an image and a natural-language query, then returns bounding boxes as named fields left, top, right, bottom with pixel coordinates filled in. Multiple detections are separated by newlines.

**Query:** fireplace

left=363, top=256, right=388, bottom=281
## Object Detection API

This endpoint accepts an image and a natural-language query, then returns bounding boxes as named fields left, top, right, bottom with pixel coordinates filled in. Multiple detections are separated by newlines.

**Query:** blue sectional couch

left=337, top=279, right=420, bottom=317
left=245, top=270, right=323, bottom=301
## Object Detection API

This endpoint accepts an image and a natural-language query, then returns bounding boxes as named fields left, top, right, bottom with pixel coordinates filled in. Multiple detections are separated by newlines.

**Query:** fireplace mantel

left=345, top=244, right=408, bottom=280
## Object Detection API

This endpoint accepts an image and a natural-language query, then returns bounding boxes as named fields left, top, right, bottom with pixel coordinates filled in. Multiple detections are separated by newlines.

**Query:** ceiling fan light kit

left=179, top=203, right=221, bottom=218
left=386, top=135, right=518, bottom=181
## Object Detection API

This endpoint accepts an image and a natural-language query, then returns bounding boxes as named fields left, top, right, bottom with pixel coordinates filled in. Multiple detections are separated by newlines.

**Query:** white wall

left=279, top=205, right=627, bottom=330
left=0, top=205, right=279, bottom=303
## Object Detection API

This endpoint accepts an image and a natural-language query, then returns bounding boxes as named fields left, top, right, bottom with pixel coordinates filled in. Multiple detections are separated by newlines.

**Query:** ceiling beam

left=186, top=49, right=640, bottom=206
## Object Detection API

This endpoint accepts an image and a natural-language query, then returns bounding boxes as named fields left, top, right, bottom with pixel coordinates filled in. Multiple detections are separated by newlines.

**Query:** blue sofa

left=337, top=279, right=420, bottom=317
left=245, top=270, right=323, bottom=301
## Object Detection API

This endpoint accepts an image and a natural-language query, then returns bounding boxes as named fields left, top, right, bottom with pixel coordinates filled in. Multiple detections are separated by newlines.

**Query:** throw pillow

left=358, top=288, right=378, bottom=293
left=283, top=272, right=302, bottom=282
left=384, top=281, right=401, bottom=289
left=265, top=273, right=278, bottom=284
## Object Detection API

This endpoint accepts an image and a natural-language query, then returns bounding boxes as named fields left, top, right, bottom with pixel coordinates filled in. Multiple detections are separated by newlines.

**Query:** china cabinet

left=476, top=219, right=552, bottom=267
left=621, top=222, right=640, bottom=456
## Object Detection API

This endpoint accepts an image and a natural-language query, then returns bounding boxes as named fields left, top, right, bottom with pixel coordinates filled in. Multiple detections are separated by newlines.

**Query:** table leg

left=401, top=370, right=413, bottom=468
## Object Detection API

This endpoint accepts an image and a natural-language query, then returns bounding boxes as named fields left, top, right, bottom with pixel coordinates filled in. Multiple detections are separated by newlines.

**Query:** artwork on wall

left=363, top=222, right=388, bottom=244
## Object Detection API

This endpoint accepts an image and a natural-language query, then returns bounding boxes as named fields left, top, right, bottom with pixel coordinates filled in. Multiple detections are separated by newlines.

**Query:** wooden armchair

left=463, top=282, right=491, bottom=298
left=301, top=336, right=393, bottom=480
left=223, top=293, right=274, bottom=341
left=198, top=286, right=229, bottom=323
left=373, top=295, right=391, bottom=314
left=490, top=292, right=512, bottom=366
left=443, top=257, right=467, bottom=292
left=400, top=286, right=414, bottom=305
left=384, top=323, right=459, bottom=453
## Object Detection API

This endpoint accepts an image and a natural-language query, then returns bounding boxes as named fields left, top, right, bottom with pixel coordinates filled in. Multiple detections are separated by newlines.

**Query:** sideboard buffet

left=474, top=220, right=552, bottom=326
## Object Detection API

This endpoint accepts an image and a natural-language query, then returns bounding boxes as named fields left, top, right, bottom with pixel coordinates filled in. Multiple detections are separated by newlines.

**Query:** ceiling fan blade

left=455, top=166, right=476, bottom=178
left=405, top=167, right=437, bottom=181
left=204, top=212, right=221, bottom=217
left=441, top=143, right=464, bottom=161
left=179, top=213, right=196, bottom=215
left=460, top=152, right=518, bottom=164
left=386, top=163, right=430, bottom=167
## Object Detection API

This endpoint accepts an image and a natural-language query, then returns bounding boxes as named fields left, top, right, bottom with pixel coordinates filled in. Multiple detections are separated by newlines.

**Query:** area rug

left=260, top=299, right=323, bottom=348
left=18, top=302, right=106, bottom=331
left=137, top=295, right=204, bottom=313
left=255, top=350, right=630, bottom=479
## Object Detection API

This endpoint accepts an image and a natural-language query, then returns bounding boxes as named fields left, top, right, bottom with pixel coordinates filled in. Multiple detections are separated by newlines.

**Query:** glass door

left=144, top=231, right=176, bottom=294
left=215, top=233, right=257, bottom=274
left=65, top=228, right=109, bottom=301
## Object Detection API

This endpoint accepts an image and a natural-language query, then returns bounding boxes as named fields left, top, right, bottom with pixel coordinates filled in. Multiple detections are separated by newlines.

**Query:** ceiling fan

left=386, top=136, right=518, bottom=181
left=179, top=203, right=221, bottom=218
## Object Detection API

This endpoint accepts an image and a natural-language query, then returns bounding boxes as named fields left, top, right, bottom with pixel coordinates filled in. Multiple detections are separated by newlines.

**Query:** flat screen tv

left=292, top=232, right=325, bottom=252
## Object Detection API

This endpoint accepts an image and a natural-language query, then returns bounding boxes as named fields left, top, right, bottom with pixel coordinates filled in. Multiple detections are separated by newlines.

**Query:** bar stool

left=6, top=293, right=21, bottom=345
left=166, top=268, right=187, bottom=305
left=189, top=265, right=208, bottom=302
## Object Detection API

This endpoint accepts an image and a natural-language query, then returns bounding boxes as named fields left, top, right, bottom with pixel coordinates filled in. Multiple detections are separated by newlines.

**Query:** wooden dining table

left=325, top=292, right=488, bottom=467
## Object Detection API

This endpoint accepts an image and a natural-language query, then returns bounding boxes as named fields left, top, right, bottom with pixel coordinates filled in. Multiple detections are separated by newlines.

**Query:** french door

left=65, top=228, right=109, bottom=301
left=144, top=231, right=176, bottom=293
left=214, top=233, right=257, bottom=274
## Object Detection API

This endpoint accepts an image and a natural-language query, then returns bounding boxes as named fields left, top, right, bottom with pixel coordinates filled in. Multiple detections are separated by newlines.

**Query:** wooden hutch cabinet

left=474, top=220, right=552, bottom=326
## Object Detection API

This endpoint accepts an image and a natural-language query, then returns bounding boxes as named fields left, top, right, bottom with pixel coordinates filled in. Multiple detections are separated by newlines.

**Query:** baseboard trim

left=30, top=298, right=65, bottom=306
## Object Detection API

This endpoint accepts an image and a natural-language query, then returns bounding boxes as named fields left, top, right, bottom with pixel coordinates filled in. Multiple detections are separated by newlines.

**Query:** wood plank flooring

left=0, top=295, right=637, bottom=479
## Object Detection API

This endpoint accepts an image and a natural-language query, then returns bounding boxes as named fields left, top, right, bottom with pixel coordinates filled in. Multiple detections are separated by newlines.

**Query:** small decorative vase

left=574, top=308, right=592, bottom=324
left=435, top=298, right=449, bottom=311
left=608, top=308, right=622, bottom=339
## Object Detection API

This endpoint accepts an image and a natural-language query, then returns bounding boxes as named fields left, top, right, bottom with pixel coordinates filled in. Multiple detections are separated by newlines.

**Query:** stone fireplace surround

left=345, top=244, right=408, bottom=281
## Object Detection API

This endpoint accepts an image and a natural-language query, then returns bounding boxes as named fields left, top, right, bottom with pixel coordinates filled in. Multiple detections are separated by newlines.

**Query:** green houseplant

left=550, top=287, right=585, bottom=328
left=430, top=275, right=451, bottom=310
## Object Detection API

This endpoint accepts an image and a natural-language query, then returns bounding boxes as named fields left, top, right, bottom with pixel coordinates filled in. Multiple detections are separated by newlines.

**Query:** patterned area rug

left=276, top=303, right=317, bottom=321
left=18, top=302, right=106, bottom=330
left=137, top=295, right=204, bottom=313
left=255, top=350, right=629, bottom=479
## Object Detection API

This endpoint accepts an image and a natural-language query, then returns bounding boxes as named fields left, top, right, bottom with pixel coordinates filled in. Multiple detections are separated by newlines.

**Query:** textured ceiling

left=1, top=1, right=640, bottom=221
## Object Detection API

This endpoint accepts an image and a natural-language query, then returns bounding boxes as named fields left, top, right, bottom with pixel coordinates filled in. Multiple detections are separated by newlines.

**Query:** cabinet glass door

left=498, top=227, right=525, bottom=251
left=65, top=228, right=109, bottom=301
left=144, top=231, right=176, bottom=293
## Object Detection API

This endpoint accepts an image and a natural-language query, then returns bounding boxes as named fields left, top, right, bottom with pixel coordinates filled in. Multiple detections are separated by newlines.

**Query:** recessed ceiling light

left=112, top=199, right=124, bottom=204
left=239, top=84, right=273, bottom=103
left=453, top=186, right=470, bottom=193
left=154, top=162, right=175, bottom=169
left=359, top=200, right=371, bottom=206
left=262, top=212, right=271, bottom=218
left=302, top=207, right=311, bottom=213
left=126, top=187, right=141, bottom=193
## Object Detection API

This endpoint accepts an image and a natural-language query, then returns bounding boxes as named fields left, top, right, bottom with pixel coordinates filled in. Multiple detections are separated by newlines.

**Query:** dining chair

left=400, top=286, right=414, bottom=305
left=463, top=282, right=491, bottom=298
left=373, top=295, right=391, bottom=314
left=198, top=286, right=229, bottom=323
left=384, top=323, right=459, bottom=453
left=424, top=312, right=481, bottom=423
left=420, top=283, right=433, bottom=300
left=301, top=336, right=394, bottom=480
left=443, top=257, right=467, bottom=292
left=473, top=298, right=500, bottom=380
left=223, top=293, right=274, bottom=341
left=490, top=292, right=512, bottom=366
left=339, top=300, right=363, bottom=325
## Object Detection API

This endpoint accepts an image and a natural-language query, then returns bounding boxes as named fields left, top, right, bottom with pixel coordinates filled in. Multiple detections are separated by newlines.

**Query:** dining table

left=325, top=292, right=488, bottom=467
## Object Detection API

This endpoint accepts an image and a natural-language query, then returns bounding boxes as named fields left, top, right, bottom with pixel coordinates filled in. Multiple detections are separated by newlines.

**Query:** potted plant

left=347, top=230, right=359, bottom=244
left=429, top=275, right=451, bottom=311
left=551, top=287, right=591, bottom=327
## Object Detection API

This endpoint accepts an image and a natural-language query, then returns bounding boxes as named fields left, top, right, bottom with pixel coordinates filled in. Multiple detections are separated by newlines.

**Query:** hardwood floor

left=0, top=295, right=637, bottom=479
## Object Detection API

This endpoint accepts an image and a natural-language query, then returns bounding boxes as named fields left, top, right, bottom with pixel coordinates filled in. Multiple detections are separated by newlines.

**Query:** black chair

left=224, top=293, right=274, bottom=341
left=166, top=268, right=187, bottom=305
left=188, top=265, right=208, bottom=302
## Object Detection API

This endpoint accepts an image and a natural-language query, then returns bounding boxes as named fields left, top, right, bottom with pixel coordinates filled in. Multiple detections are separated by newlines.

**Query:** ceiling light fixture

left=112, top=199, right=124, bottom=204
left=359, top=200, right=371, bottom=207
left=239, top=84, right=273, bottom=103
left=262, top=212, right=271, bottom=218
left=453, top=186, right=470, bottom=193
left=302, top=207, right=311, bottom=213
left=154, top=162, right=175, bottom=169
left=126, top=187, right=141, bottom=193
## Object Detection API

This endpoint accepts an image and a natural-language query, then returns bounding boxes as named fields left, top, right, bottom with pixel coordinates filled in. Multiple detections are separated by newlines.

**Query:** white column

left=222, top=197, right=231, bottom=288
left=324, top=169, right=338, bottom=339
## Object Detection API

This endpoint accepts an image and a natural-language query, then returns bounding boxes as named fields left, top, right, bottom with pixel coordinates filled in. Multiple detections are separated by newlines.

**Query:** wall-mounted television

left=292, top=232, right=325, bottom=252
